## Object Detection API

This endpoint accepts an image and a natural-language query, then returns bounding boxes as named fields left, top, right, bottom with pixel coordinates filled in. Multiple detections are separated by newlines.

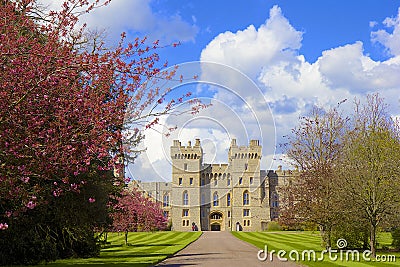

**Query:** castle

left=133, top=139, right=297, bottom=231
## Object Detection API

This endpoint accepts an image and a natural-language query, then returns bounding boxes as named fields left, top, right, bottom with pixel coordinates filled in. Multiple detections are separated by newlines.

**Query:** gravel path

left=154, top=231, right=301, bottom=267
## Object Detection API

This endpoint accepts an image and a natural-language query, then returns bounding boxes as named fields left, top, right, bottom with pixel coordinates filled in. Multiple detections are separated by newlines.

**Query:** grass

left=232, top=231, right=400, bottom=266
left=39, top=231, right=202, bottom=267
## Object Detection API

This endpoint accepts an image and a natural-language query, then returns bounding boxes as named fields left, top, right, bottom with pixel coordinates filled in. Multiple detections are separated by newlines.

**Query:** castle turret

left=170, top=139, right=203, bottom=231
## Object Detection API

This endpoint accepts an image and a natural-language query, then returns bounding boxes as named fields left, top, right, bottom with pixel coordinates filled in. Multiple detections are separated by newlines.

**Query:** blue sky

left=53, top=0, right=400, bottom=181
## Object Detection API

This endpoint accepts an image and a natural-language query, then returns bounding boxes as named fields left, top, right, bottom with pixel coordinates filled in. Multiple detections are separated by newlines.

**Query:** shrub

left=391, top=228, right=400, bottom=250
left=266, top=221, right=282, bottom=231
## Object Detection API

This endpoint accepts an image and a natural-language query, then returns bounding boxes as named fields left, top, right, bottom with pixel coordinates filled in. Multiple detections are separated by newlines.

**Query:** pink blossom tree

left=0, top=0, right=201, bottom=228
left=0, top=0, right=203, bottom=264
left=111, top=188, right=167, bottom=245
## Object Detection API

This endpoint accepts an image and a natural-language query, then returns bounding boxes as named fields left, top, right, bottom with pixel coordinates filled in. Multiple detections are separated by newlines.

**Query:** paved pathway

left=154, top=231, right=300, bottom=267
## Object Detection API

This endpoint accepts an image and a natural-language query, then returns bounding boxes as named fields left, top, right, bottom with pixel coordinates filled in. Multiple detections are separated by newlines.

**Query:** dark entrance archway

left=209, top=211, right=223, bottom=231
left=211, top=223, right=221, bottom=231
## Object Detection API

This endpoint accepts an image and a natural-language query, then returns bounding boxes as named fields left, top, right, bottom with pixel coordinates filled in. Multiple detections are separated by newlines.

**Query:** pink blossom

left=5, top=211, right=12, bottom=217
left=26, top=201, right=36, bottom=209
left=52, top=188, right=63, bottom=197
left=0, top=223, right=8, bottom=230
left=88, top=197, right=96, bottom=203
left=20, top=176, right=30, bottom=183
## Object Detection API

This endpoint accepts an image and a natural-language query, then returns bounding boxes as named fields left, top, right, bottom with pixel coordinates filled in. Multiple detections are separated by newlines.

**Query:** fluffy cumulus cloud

left=201, top=5, right=302, bottom=81
left=198, top=5, right=400, bottom=172
left=39, top=0, right=198, bottom=44
left=371, top=7, right=400, bottom=56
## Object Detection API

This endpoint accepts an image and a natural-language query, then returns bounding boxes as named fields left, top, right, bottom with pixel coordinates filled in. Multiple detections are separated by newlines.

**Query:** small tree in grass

left=111, top=188, right=167, bottom=245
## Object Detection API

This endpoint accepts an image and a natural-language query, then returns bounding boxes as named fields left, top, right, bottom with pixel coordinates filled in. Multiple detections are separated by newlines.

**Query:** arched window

left=163, top=193, right=169, bottom=207
left=183, top=191, right=189, bottom=206
left=227, top=193, right=231, bottom=206
left=243, top=191, right=249, bottom=205
left=213, top=192, right=219, bottom=206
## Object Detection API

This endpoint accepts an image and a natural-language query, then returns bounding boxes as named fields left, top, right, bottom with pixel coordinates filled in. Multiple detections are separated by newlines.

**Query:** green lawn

left=39, top=231, right=202, bottom=267
left=232, top=231, right=400, bottom=267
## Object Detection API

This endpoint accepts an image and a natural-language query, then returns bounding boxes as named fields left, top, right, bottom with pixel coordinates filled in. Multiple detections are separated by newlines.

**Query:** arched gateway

left=209, top=211, right=224, bottom=231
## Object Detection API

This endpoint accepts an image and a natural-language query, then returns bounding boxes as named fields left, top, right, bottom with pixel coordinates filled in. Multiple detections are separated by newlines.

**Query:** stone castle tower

left=169, top=139, right=270, bottom=231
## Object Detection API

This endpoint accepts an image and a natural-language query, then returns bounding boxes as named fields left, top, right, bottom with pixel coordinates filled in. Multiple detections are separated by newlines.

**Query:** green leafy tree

left=338, top=94, right=400, bottom=257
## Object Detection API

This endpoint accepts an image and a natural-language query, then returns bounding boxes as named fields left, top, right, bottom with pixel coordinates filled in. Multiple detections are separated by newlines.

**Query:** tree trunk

left=370, top=223, right=376, bottom=257
left=125, top=230, right=128, bottom=246
left=320, top=225, right=332, bottom=249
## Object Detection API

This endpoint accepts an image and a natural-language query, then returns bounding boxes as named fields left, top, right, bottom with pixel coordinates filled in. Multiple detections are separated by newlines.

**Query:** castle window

left=182, top=209, right=189, bottom=217
left=214, top=178, right=217, bottom=186
left=243, top=220, right=247, bottom=226
left=227, top=193, right=231, bottom=206
left=163, top=193, right=169, bottom=207
left=201, top=178, right=205, bottom=186
left=190, top=177, right=193, bottom=185
left=245, top=163, right=248, bottom=170
left=250, top=177, right=253, bottom=185
left=243, top=191, right=249, bottom=205
left=243, top=209, right=250, bottom=217
left=178, top=178, right=182, bottom=185
left=228, top=211, right=231, bottom=217
left=239, top=177, right=243, bottom=185
left=210, top=213, right=222, bottom=219
left=227, top=178, right=231, bottom=186
left=184, top=163, right=188, bottom=171
left=247, top=220, right=251, bottom=226
left=213, top=192, right=219, bottom=206
left=163, top=211, right=169, bottom=218
left=183, top=191, right=189, bottom=206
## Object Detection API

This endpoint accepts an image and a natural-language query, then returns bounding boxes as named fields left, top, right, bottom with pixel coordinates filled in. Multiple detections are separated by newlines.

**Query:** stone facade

left=133, top=139, right=296, bottom=231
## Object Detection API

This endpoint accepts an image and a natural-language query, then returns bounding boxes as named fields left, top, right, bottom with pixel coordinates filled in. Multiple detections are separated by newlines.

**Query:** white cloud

left=200, top=5, right=302, bottom=81
left=199, top=4, right=400, bottom=172
left=318, top=42, right=400, bottom=92
left=371, top=7, right=400, bottom=56
left=39, top=0, right=199, bottom=44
